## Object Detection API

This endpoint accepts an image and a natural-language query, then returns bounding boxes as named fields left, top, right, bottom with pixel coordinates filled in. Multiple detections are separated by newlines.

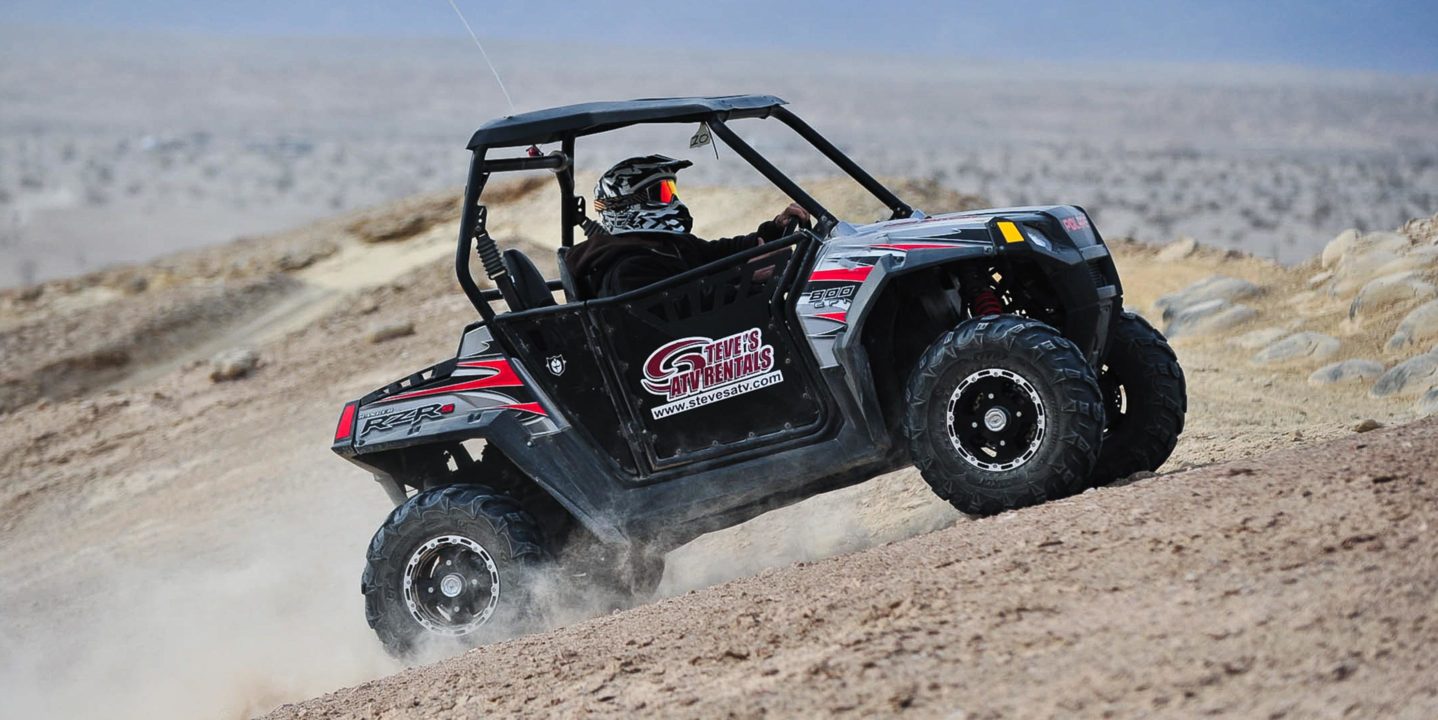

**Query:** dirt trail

left=116, top=223, right=463, bottom=389
left=1, top=179, right=1435, bottom=719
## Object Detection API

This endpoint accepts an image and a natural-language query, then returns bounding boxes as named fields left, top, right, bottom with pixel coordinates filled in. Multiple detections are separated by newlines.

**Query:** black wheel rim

left=402, top=535, right=501, bottom=636
left=945, top=368, right=1046, bottom=472
left=1099, top=365, right=1127, bottom=434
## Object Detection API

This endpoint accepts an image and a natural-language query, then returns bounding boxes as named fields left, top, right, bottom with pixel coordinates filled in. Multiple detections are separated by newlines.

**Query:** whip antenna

left=445, top=0, right=517, bottom=115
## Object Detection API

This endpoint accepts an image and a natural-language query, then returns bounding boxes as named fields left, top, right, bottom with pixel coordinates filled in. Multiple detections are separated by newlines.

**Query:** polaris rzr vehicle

left=331, top=95, right=1186, bottom=655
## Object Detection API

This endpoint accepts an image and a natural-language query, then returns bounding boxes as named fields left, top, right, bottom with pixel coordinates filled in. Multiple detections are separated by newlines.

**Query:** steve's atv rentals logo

left=642, top=328, right=783, bottom=419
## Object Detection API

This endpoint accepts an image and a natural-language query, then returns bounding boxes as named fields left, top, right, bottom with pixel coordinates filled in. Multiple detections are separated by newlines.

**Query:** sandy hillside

left=1, top=178, right=1436, bottom=719
left=269, top=417, right=1438, bottom=720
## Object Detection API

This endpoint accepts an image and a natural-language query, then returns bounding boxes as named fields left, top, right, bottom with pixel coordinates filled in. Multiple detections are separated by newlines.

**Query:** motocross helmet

left=594, top=155, right=694, bottom=234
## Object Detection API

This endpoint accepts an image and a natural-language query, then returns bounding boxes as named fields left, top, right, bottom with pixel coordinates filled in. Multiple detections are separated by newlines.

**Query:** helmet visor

left=648, top=178, right=679, bottom=204
left=593, top=178, right=681, bottom=213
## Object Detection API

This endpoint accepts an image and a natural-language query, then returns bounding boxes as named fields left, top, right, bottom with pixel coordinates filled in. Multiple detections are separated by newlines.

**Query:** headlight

left=1021, top=226, right=1053, bottom=250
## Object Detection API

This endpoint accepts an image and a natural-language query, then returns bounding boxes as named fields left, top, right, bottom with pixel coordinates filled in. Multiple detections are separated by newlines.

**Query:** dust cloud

left=0, top=495, right=399, bottom=720
left=659, top=470, right=964, bottom=596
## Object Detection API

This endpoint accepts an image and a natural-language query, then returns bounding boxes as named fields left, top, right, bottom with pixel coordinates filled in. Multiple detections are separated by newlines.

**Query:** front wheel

left=361, top=485, right=548, bottom=658
left=904, top=315, right=1106, bottom=516
left=1089, top=311, right=1187, bottom=486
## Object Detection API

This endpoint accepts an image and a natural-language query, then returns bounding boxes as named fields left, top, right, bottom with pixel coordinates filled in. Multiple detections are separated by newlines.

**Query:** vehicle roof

left=466, top=94, right=786, bottom=149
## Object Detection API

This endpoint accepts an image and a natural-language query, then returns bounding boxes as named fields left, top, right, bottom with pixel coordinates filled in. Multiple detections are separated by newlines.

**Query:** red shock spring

left=971, top=289, right=1003, bottom=317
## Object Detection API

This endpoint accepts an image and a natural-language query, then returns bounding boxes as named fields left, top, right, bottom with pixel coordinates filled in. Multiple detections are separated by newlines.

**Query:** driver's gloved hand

left=755, top=220, right=785, bottom=242
left=772, top=203, right=811, bottom=227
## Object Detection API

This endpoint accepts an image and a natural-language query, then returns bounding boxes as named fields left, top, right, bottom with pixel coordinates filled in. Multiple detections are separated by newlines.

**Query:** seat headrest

left=500, top=249, right=556, bottom=311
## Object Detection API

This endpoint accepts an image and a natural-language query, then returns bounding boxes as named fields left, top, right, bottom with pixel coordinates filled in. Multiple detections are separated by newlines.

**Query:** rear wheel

left=1089, top=312, right=1187, bottom=486
left=904, top=315, right=1105, bottom=515
left=362, top=484, right=547, bottom=658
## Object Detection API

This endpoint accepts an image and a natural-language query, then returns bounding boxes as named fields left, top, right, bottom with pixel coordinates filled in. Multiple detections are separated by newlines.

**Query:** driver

left=565, top=155, right=809, bottom=297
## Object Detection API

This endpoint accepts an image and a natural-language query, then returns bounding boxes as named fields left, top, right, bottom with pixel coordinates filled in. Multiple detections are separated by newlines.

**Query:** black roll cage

left=455, top=99, right=914, bottom=321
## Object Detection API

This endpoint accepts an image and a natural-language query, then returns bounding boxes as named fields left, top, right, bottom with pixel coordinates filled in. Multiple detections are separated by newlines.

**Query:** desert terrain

left=270, top=417, right=1438, bottom=719
left=2, top=165, right=1437, bottom=718
left=4, top=27, right=1438, bottom=289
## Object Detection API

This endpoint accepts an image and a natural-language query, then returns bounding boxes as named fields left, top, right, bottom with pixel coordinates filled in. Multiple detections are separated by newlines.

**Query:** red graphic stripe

left=454, top=358, right=524, bottom=385
left=381, top=358, right=524, bottom=403
left=808, top=267, right=872, bottom=283
left=380, top=377, right=511, bottom=403
left=871, top=242, right=960, bottom=251
left=815, top=311, right=847, bottom=324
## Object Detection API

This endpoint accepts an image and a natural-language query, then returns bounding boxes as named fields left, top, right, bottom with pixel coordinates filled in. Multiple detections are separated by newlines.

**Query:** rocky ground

left=0, top=178, right=1435, bottom=718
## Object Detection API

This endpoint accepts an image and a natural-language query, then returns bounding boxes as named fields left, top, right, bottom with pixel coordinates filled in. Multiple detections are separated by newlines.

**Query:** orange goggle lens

left=658, top=179, right=677, bottom=204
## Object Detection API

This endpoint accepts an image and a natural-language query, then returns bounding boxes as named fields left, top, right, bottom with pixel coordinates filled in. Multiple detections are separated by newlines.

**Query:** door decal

left=641, top=328, right=784, bottom=419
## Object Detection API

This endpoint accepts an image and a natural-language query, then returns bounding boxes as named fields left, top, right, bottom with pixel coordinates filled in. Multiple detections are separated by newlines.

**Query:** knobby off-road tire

left=470, top=447, right=659, bottom=599
left=362, top=484, right=547, bottom=658
left=904, top=315, right=1106, bottom=516
left=1089, top=311, right=1187, bottom=486
left=473, top=445, right=573, bottom=544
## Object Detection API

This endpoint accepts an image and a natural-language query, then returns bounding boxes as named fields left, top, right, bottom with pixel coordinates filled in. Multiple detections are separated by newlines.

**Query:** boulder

left=1418, top=388, right=1438, bottom=417
left=1156, top=276, right=1263, bottom=320
left=1164, top=300, right=1258, bottom=339
left=1307, top=359, right=1385, bottom=386
left=1166, top=297, right=1222, bottom=322
left=1384, top=300, right=1438, bottom=351
left=1375, top=252, right=1438, bottom=276
left=1251, top=332, right=1340, bottom=366
left=1322, top=229, right=1410, bottom=269
left=1228, top=326, right=1291, bottom=350
left=1320, top=229, right=1360, bottom=268
left=209, top=348, right=259, bottom=382
left=1157, top=237, right=1199, bottom=261
left=1370, top=352, right=1438, bottom=398
left=1401, top=246, right=1438, bottom=271
left=1353, top=418, right=1384, bottom=433
left=1329, top=249, right=1404, bottom=297
left=1362, top=231, right=1413, bottom=251
left=1348, top=272, right=1437, bottom=320
left=368, top=321, right=416, bottom=344
left=1402, top=212, right=1438, bottom=245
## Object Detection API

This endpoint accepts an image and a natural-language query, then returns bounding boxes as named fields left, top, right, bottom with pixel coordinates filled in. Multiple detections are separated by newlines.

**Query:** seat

left=499, top=249, right=556, bottom=311
left=556, top=247, right=580, bottom=302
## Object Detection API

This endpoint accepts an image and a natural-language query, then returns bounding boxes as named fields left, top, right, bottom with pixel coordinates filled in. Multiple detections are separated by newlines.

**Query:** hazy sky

left=6, top=0, right=1437, bottom=74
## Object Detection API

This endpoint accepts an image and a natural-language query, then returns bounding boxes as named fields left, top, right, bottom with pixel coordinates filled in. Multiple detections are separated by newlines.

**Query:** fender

left=833, top=212, right=1121, bottom=364
left=827, top=243, right=992, bottom=440
left=332, top=346, right=629, bottom=546
left=824, top=213, right=1121, bottom=441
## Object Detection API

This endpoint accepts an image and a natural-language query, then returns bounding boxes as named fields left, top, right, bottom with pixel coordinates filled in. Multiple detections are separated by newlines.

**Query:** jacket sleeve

left=695, top=221, right=785, bottom=263
left=599, top=252, right=681, bottom=296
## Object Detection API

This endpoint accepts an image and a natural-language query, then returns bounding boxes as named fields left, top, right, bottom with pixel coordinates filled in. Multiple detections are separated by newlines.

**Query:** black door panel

left=494, top=308, right=640, bottom=474
left=589, top=252, right=824, bottom=470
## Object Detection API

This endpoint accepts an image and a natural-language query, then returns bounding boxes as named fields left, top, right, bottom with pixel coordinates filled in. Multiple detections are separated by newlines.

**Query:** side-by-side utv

left=329, top=95, right=1186, bottom=655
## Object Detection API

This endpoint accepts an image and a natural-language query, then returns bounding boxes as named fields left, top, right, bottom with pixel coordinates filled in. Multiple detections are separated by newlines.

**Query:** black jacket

left=566, top=221, right=785, bottom=298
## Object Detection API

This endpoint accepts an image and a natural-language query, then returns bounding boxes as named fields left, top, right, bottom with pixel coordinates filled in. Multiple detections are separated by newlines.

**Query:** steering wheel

left=781, top=212, right=813, bottom=237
